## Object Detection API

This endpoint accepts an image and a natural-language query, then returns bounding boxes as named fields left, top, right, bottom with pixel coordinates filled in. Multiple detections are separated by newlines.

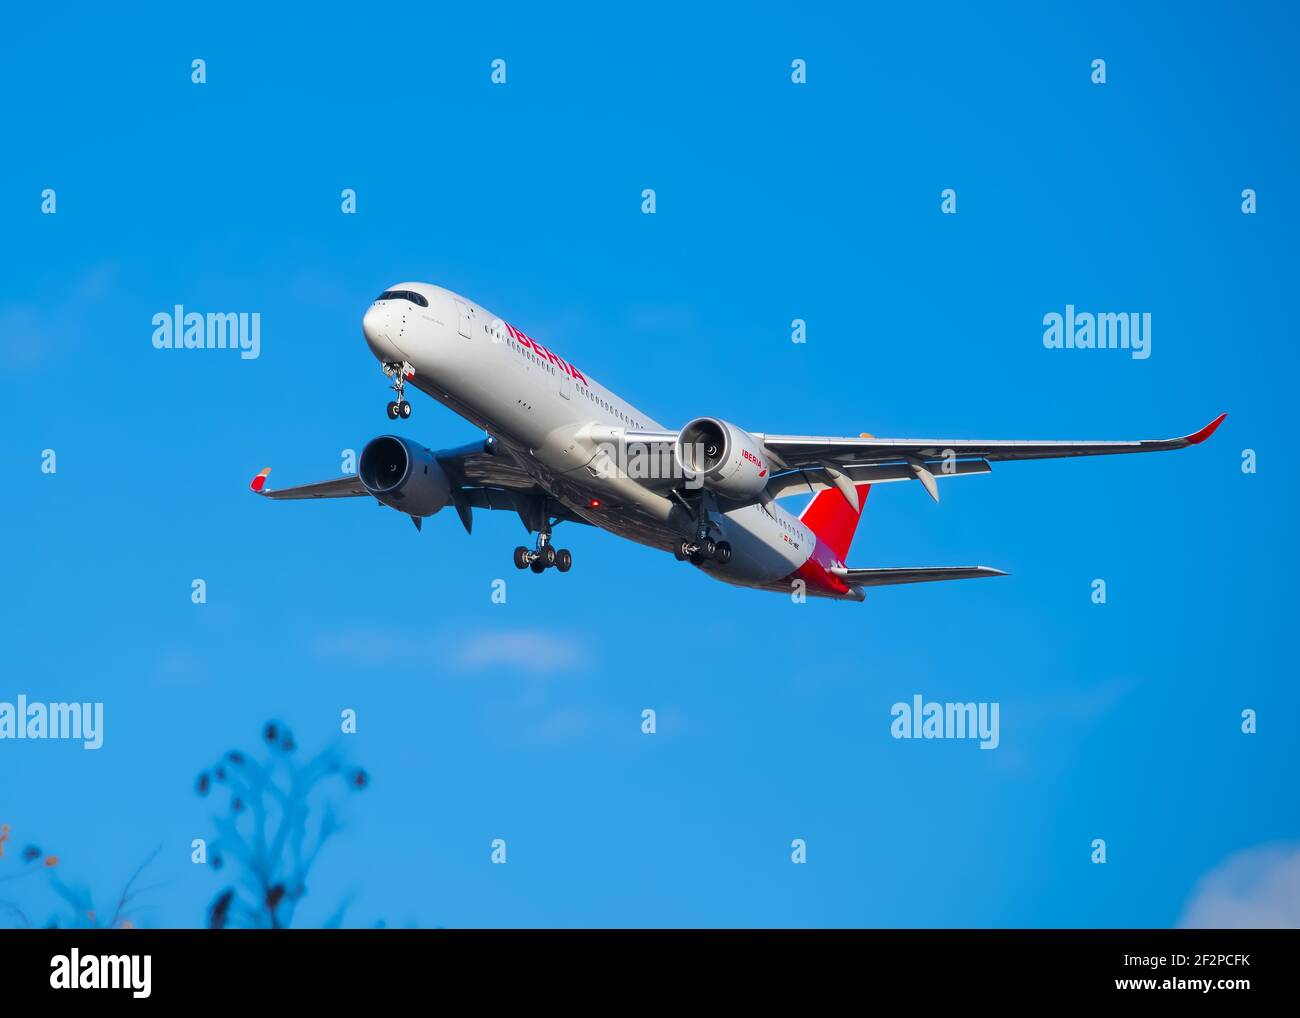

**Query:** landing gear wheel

left=539, top=544, right=557, bottom=567
left=383, top=362, right=413, bottom=420
left=698, top=538, right=717, bottom=560
left=529, top=560, right=546, bottom=574
left=555, top=549, right=572, bottom=572
left=714, top=541, right=732, bottom=564
left=674, top=540, right=690, bottom=562
left=513, top=546, right=531, bottom=570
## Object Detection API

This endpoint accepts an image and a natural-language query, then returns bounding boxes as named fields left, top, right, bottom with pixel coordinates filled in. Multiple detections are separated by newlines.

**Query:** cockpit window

left=376, top=289, right=429, bottom=307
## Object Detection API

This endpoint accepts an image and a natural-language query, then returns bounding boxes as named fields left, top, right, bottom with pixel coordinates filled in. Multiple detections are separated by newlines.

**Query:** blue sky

left=1, top=1, right=1297, bottom=927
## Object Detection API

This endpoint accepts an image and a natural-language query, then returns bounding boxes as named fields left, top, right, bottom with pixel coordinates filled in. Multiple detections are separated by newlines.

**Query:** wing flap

left=764, top=458, right=993, bottom=501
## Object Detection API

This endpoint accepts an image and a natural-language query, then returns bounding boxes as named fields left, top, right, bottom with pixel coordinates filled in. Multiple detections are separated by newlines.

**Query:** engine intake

left=359, top=435, right=451, bottom=517
left=675, top=417, right=770, bottom=500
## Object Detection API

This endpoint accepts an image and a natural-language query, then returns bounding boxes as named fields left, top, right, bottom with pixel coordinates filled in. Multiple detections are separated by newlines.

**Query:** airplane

left=251, top=282, right=1225, bottom=601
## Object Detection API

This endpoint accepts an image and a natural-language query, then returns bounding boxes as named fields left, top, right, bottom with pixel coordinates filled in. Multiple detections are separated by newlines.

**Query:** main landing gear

left=514, top=530, right=573, bottom=574
left=668, top=491, right=732, bottom=566
left=382, top=362, right=413, bottom=420
left=675, top=536, right=732, bottom=565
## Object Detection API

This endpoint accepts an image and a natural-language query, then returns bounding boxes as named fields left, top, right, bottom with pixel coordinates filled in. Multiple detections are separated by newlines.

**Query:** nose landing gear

left=382, top=361, right=414, bottom=419
left=513, top=530, right=573, bottom=574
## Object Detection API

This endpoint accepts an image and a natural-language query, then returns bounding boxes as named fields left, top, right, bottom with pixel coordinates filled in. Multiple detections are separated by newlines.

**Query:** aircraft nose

left=363, top=303, right=395, bottom=359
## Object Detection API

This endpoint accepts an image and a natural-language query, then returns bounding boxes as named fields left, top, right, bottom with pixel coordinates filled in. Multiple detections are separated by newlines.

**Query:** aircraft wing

left=623, top=413, right=1224, bottom=503
left=760, top=413, right=1226, bottom=470
left=436, top=441, right=541, bottom=491
left=249, top=440, right=590, bottom=532
left=436, top=441, right=593, bottom=528
left=249, top=469, right=369, bottom=499
left=249, top=441, right=543, bottom=501
left=832, top=565, right=1007, bottom=587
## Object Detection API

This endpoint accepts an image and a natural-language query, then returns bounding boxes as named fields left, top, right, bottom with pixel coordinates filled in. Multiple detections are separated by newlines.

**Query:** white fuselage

left=361, top=282, right=838, bottom=596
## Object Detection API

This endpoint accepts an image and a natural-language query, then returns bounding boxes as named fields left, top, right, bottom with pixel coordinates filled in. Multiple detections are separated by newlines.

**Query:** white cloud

left=311, top=627, right=588, bottom=676
left=312, top=628, right=402, bottom=665
left=455, top=629, right=587, bottom=676
left=0, top=265, right=117, bottom=370
left=1180, top=843, right=1300, bottom=928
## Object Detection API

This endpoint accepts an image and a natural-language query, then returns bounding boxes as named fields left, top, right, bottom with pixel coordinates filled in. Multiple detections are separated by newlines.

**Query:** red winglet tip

left=251, top=467, right=271, bottom=493
left=1186, top=412, right=1227, bottom=445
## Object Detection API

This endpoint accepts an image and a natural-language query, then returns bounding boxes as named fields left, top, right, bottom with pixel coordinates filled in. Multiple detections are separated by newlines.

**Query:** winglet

left=250, top=467, right=272, bottom=493
left=1185, top=412, right=1227, bottom=446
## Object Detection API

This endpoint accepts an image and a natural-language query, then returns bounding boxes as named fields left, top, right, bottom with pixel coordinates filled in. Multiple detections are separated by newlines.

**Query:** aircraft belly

left=566, top=497, right=678, bottom=551
left=714, top=503, right=806, bottom=584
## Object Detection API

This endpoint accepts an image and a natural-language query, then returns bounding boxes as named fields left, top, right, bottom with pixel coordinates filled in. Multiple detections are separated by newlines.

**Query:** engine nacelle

left=675, top=417, right=770, bottom=499
left=358, top=435, right=451, bottom=517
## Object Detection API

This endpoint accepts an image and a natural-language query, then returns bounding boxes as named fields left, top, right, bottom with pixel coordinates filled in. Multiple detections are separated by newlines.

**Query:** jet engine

left=358, top=435, right=451, bottom=517
left=675, top=416, right=771, bottom=499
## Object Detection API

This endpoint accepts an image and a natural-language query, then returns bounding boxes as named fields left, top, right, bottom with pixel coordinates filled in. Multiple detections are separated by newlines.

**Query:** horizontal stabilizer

left=830, top=565, right=1008, bottom=587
